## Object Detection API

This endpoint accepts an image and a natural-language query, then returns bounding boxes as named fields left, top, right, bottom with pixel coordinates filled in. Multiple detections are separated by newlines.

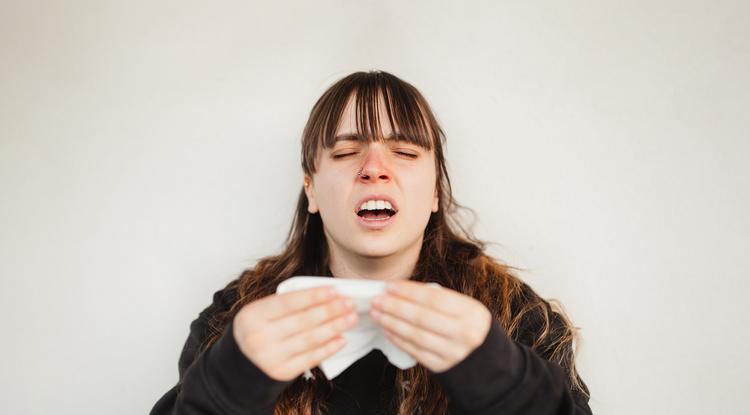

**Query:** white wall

left=1, top=1, right=748, bottom=414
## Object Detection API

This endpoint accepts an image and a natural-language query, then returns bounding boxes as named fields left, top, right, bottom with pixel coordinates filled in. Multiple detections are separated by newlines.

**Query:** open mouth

left=356, top=208, right=398, bottom=221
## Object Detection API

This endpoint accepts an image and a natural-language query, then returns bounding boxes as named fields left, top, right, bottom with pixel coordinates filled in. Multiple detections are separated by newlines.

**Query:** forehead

left=323, top=92, right=434, bottom=150
left=333, top=96, right=406, bottom=145
left=336, top=94, right=393, bottom=134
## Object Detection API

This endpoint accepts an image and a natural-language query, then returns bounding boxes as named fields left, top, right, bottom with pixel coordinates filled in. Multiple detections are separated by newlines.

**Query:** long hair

left=202, top=70, right=590, bottom=414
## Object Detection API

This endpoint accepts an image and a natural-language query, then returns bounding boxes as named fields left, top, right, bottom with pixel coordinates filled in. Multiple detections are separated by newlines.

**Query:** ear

left=303, top=175, right=319, bottom=214
left=431, top=186, right=439, bottom=213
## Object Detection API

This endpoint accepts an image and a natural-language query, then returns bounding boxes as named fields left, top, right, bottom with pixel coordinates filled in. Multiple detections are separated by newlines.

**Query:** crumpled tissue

left=276, top=276, right=440, bottom=380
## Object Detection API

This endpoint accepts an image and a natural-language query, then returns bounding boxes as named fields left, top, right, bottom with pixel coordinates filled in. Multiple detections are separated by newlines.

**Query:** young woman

left=150, top=70, right=593, bottom=414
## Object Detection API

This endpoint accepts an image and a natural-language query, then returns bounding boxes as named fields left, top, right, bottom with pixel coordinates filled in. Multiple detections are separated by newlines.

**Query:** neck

left=326, top=235, right=423, bottom=281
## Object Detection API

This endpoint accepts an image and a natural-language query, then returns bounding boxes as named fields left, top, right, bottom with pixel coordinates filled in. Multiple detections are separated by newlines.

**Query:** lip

left=355, top=209, right=397, bottom=229
left=353, top=193, right=399, bottom=230
left=353, top=194, right=399, bottom=215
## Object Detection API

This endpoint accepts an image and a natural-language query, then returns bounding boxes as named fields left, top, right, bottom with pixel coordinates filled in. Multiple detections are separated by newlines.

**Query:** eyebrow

left=333, top=132, right=411, bottom=143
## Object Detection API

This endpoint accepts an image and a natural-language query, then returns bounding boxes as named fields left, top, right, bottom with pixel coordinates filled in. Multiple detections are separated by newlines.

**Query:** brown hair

left=202, top=70, right=590, bottom=414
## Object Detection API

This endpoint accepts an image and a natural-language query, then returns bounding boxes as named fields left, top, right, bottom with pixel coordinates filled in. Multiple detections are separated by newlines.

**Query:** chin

left=352, top=241, right=401, bottom=259
left=356, top=247, right=399, bottom=259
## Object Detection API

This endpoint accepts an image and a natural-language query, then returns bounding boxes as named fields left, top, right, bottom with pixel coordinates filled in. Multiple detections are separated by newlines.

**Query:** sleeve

left=149, top=286, right=293, bottom=415
left=432, top=317, right=593, bottom=415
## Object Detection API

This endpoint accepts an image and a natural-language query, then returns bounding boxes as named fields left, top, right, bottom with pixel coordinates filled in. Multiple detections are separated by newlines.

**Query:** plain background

left=1, top=1, right=748, bottom=414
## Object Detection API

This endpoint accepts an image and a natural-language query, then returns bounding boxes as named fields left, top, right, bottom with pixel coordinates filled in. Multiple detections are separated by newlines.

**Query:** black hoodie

left=150, top=277, right=593, bottom=415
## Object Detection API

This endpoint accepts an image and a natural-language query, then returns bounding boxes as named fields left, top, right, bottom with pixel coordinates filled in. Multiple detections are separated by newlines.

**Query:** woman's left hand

left=369, top=279, right=493, bottom=373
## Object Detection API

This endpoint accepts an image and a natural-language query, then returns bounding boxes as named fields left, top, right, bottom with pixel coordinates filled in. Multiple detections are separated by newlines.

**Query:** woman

left=150, top=70, right=593, bottom=414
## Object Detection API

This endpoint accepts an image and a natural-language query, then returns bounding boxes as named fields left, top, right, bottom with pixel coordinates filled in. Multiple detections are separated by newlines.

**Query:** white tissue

left=275, top=276, right=439, bottom=380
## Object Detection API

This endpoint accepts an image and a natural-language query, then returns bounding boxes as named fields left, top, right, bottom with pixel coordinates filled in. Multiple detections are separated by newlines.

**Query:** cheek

left=316, top=175, right=349, bottom=211
left=403, top=168, right=437, bottom=208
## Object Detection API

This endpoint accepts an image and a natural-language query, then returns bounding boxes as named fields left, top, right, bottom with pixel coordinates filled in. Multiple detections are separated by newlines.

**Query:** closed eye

left=332, top=151, right=418, bottom=159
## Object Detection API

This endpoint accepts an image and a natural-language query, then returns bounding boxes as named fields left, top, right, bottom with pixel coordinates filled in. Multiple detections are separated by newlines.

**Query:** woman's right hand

left=232, top=286, right=358, bottom=381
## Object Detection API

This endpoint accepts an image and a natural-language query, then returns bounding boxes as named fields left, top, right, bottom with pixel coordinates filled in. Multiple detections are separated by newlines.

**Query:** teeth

left=358, top=199, right=396, bottom=212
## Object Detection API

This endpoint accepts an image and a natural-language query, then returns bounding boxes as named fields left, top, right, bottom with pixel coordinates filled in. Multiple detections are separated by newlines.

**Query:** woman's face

left=303, top=94, right=439, bottom=260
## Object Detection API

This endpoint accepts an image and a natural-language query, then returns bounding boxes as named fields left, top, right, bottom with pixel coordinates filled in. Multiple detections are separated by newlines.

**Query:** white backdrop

left=1, top=1, right=748, bottom=414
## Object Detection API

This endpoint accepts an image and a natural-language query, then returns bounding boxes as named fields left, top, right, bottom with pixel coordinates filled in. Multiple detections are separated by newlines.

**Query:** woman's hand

left=232, top=286, right=358, bottom=381
left=369, top=280, right=492, bottom=373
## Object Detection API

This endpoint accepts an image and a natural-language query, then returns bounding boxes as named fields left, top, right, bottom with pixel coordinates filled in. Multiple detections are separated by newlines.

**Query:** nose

left=357, top=144, right=391, bottom=183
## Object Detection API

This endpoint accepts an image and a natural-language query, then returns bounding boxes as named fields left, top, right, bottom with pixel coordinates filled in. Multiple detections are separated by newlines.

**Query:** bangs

left=322, top=76, right=436, bottom=149
left=302, top=71, right=445, bottom=174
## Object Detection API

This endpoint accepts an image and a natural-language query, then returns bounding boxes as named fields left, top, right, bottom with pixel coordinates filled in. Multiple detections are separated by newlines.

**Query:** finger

left=383, top=328, right=445, bottom=372
left=385, top=280, right=470, bottom=317
left=256, top=286, right=338, bottom=320
left=278, top=310, right=358, bottom=358
left=372, top=294, right=460, bottom=339
left=280, top=335, right=348, bottom=379
left=370, top=307, right=454, bottom=359
left=272, top=296, right=355, bottom=340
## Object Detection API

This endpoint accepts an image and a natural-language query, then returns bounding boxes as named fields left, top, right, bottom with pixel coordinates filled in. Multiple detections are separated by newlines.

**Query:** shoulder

left=210, top=278, right=241, bottom=314
left=177, top=278, right=242, bottom=378
left=190, top=278, right=241, bottom=331
left=507, top=281, right=592, bottom=404
left=508, top=282, right=571, bottom=360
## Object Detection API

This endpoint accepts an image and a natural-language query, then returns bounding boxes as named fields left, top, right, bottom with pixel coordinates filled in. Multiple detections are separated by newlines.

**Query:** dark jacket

left=150, top=278, right=593, bottom=415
